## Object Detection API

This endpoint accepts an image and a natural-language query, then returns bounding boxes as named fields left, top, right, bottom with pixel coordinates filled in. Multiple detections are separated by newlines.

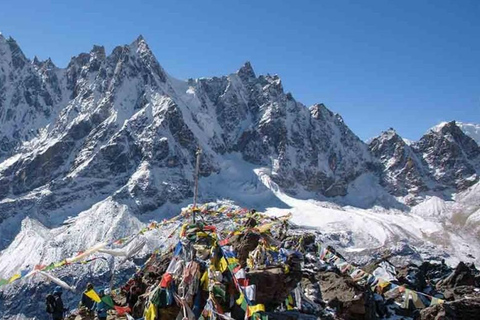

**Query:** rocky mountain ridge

left=369, top=121, right=480, bottom=203
left=0, top=34, right=376, bottom=245
left=1, top=34, right=479, bottom=247
left=1, top=34, right=480, bottom=319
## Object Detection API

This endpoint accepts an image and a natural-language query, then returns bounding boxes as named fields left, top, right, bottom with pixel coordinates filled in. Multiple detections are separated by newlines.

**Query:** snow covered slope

left=457, top=121, right=480, bottom=145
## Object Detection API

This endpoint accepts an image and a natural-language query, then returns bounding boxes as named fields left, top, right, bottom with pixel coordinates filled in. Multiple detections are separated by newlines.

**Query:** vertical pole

left=193, top=147, right=202, bottom=223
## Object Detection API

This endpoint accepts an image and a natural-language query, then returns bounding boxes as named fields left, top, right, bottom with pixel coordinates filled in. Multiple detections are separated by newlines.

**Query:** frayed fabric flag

left=114, top=306, right=131, bottom=316
left=240, top=285, right=256, bottom=302
left=66, top=242, right=107, bottom=264
left=38, top=271, right=76, bottom=291
left=430, top=297, right=444, bottom=306
left=411, top=291, right=426, bottom=309
left=98, top=248, right=128, bottom=256
left=403, top=289, right=411, bottom=309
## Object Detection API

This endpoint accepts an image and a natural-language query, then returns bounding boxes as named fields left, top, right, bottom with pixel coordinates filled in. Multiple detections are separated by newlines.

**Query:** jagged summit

left=129, top=34, right=152, bottom=53
left=90, top=45, right=106, bottom=59
left=134, top=34, right=145, bottom=43
left=428, top=120, right=454, bottom=134
left=369, top=120, right=480, bottom=200
left=377, top=128, right=401, bottom=140
left=237, top=61, right=256, bottom=80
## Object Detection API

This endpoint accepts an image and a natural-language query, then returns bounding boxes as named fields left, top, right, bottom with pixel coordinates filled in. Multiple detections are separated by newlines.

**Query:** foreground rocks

left=316, top=271, right=376, bottom=320
left=420, top=297, right=480, bottom=320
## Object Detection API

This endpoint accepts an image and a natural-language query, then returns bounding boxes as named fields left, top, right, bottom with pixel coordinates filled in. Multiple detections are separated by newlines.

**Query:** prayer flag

left=101, top=295, right=115, bottom=309
left=247, top=304, right=265, bottom=316
left=85, top=289, right=102, bottom=303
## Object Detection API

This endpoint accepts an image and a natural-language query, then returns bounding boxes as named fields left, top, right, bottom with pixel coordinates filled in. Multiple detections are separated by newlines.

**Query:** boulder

left=436, top=262, right=479, bottom=290
left=420, top=297, right=480, bottom=320
left=231, top=231, right=261, bottom=267
left=317, top=271, right=376, bottom=320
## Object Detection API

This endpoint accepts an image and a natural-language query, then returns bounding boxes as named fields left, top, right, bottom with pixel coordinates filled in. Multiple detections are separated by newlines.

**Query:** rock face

left=437, top=262, right=478, bottom=288
left=369, top=128, right=430, bottom=196
left=369, top=122, right=480, bottom=199
left=0, top=35, right=374, bottom=248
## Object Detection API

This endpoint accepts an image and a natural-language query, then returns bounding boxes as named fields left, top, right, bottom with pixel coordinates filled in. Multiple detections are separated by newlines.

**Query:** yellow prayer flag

left=236, top=293, right=245, bottom=305
left=247, top=303, right=265, bottom=316
left=402, top=289, right=411, bottom=309
left=226, top=257, right=238, bottom=265
left=144, top=303, right=157, bottom=320
left=217, top=257, right=228, bottom=272
left=411, top=292, right=425, bottom=309
left=379, top=280, right=390, bottom=289
left=256, top=223, right=273, bottom=233
left=9, top=274, right=21, bottom=283
left=85, top=289, right=102, bottom=303
left=197, top=231, right=209, bottom=238
left=430, top=297, right=444, bottom=306
left=200, top=270, right=209, bottom=291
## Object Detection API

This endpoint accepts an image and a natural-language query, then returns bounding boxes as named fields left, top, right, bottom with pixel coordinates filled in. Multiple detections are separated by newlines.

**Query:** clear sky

left=1, top=0, right=479, bottom=141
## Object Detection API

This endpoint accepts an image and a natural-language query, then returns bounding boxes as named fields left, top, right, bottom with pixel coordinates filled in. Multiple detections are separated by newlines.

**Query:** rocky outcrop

left=369, top=129, right=429, bottom=196
left=436, top=262, right=478, bottom=289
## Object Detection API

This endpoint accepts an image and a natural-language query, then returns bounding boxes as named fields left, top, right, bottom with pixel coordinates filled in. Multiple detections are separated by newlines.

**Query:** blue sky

left=1, top=0, right=479, bottom=141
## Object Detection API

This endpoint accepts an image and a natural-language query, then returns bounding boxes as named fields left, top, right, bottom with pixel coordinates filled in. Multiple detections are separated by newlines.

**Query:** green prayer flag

left=212, top=285, right=226, bottom=300
left=44, top=263, right=56, bottom=271
left=228, top=262, right=239, bottom=270
left=240, top=298, right=247, bottom=311
left=0, top=279, right=8, bottom=286
left=101, top=295, right=115, bottom=308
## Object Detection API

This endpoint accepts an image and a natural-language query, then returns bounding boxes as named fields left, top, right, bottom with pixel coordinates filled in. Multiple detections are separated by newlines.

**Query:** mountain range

left=0, top=34, right=480, bottom=318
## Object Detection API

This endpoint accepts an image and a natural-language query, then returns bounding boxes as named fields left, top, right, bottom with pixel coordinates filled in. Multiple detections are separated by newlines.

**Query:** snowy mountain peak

left=420, top=120, right=479, bottom=159
left=129, top=34, right=153, bottom=56
left=32, top=55, right=41, bottom=65
left=428, top=120, right=460, bottom=135
left=379, top=128, right=402, bottom=141
left=370, top=121, right=480, bottom=199
left=0, top=35, right=28, bottom=69
left=426, top=120, right=477, bottom=141
left=428, top=121, right=450, bottom=133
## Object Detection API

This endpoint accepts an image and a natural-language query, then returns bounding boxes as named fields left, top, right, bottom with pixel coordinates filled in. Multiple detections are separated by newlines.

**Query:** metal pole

left=193, top=147, right=202, bottom=223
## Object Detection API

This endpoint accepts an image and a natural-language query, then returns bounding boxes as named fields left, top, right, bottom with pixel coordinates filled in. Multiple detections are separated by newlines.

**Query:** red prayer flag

left=114, top=306, right=131, bottom=316
left=160, top=273, right=173, bottom=288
